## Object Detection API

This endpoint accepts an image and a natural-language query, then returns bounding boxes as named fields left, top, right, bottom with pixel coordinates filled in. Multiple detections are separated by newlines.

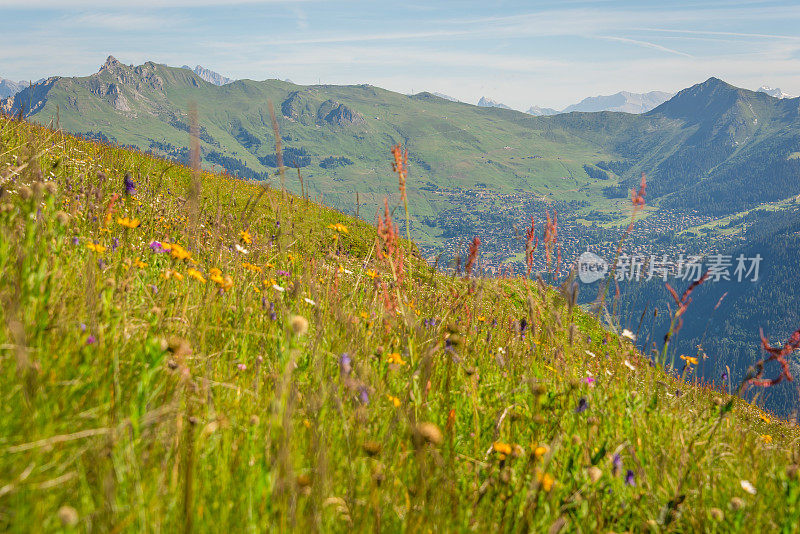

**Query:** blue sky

left=2, top=0, right=800, bottom=109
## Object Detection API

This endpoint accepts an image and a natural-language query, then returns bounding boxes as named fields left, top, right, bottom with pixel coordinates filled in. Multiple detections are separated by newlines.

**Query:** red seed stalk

left=465, top=236, right=481, bottom=280
left=748, top=327, right=800, bottom=387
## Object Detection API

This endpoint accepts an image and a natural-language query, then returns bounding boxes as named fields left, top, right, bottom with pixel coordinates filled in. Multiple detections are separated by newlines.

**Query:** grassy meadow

left=0, top=115, right=799, bottom=532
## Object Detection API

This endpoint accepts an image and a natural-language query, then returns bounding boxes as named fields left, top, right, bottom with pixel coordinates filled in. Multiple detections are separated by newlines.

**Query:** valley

left=5, top=57, right=800, bottom=417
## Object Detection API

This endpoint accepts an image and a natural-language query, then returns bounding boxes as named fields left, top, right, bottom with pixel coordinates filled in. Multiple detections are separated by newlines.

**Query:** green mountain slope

left=2, top=115, right=800, bottom=532
left=1, top=57, right=621, bottom=239
left=6, top=60, right=800, bottom=247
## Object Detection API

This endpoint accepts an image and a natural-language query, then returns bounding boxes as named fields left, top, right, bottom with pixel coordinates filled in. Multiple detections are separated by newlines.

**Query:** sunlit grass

left=0, top=116, right=799, bottom=532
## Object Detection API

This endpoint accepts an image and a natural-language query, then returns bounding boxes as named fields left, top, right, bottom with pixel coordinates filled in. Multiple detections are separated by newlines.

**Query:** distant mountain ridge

left=0, top=77, right=26, bottom=99
left=525, top=105, right=558, bottom=116
left=757, top=85, right=793, bottom=99
left=181, top=65, right=234, bottom=86
left=477, top=96, right=511, bottom=109
left=432, top=92, right=459, bottom=102
left=4, top=59, right=800, bottom=225
left=561, top=90, right=673, bottom=113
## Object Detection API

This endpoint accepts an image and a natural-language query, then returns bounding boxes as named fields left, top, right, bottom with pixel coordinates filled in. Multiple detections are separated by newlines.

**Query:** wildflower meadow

left=0, top=115, right=799, bottom=532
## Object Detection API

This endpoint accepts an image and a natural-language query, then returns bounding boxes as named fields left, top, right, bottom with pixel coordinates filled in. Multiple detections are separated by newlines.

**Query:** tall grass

left=0, top=116, right=799, bottom=532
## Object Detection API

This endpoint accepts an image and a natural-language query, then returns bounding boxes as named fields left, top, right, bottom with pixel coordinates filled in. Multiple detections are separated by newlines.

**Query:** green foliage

left=1, top=117, right=799, bottom=532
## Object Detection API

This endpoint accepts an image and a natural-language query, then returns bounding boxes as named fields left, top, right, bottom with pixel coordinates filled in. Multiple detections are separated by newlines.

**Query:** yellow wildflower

left=86, top=242, right=106, bottom=254
left=117, top=216, right=141, bottom=229
left=387, top=352, right=406, bottom=366
left=134, top=259, right=147, bottom=268
left=759, top=413, right=771, bottom=423
left=760, top=434, right=773, bottom=444
left=680, top=355, right=699, bottom=366
left=166, top=243, right=191, bottom=261
left=535, top=470, right=555, bottom=492
left=387, top=395, right=401, bottom=408
left=210, top=272, right=233, bottom=291
left=186, top=268, right=205, bottom=283
left=365, top=269, right=377, bottom=280
left=533, top=444, right=550, bottom=460
left=493, top=441, right=513, bottom=456
left=327, top=223, right=349, bottom=234
left=239, top=230, right=252, bottom=244
left=209, top=267, right=222, bottom=277
left=163, top=269, right=184, bottom=281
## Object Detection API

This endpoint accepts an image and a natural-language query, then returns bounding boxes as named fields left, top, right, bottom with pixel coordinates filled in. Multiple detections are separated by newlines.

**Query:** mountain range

left=478, top=90, right=672, bottom=114
left=5, top=56, right=800, bottom=415
left=0, top=77, right=26, bottom=99
left=4, top=57, right=800, bottom=225
left=561, top=90, right=673, bottom=113
left=525, top=105, right=559, bottom=116
left=477, top=96, right=512, bottom=109
left=757, top=85, right=793, bottom=99
left=180, top=65, right=234, bottom=86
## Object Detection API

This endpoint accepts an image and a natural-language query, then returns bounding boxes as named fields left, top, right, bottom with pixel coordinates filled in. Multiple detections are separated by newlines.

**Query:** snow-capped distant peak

left=181, top=65, right=234, bottom=86
left=477, top=96, right=512, bottom=110
left=757, top=85, right=793, bottom=99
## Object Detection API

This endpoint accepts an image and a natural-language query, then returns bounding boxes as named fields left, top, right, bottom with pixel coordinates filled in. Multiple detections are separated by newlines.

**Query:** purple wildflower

left=149, top=241, right=166, bottom=253
left=276, top=270, right=291, bottom=277
left=625, top=470, right=635, bottom=487
left=575, top=397, right=589, bottom=413
left=72, top=236, right=80, bottom=246
left=721, top=371, right=728, bottom=381
left=98, top=259, right=106, bottom=270
left=269, top=302, right=276, bottom=321
left=583, top=376, right=596, bottom=387
left=123, top=173, right=136, bottom=196
left=111, top=237, right=119, bottom=251
left=148, top=284, right=158, bottom=294
left=79, top=323, right=86, bottom=332
left=612, top=454, right=622, bottom=476
left=358, top=386, right=369, bottom=405
left=237, top=363, right=247, bottom=371
left=339, top=353, right=352, bottom=377
left=86, top=335, right=96, bottom=345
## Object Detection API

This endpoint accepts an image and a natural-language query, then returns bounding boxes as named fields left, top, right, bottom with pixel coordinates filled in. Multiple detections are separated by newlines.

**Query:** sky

left=2, top=0, right=800, bottom=110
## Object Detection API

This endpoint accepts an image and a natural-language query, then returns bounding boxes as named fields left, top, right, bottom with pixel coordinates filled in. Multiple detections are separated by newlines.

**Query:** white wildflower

left=622, top=329, right=636, bottom=341
left=740, top=480, right=757, bottom=495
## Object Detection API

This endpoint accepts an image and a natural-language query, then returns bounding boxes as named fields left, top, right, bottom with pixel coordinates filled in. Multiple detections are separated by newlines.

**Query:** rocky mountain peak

left=477, top=97, right=512, bottom=110
left=101, top=55, right=121, bottom=71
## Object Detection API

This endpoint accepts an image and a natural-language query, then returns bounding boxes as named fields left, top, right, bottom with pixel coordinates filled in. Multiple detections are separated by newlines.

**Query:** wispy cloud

left=598, top=36, right=693, bottom=58
left=639, top=28, right=800, bottom=42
